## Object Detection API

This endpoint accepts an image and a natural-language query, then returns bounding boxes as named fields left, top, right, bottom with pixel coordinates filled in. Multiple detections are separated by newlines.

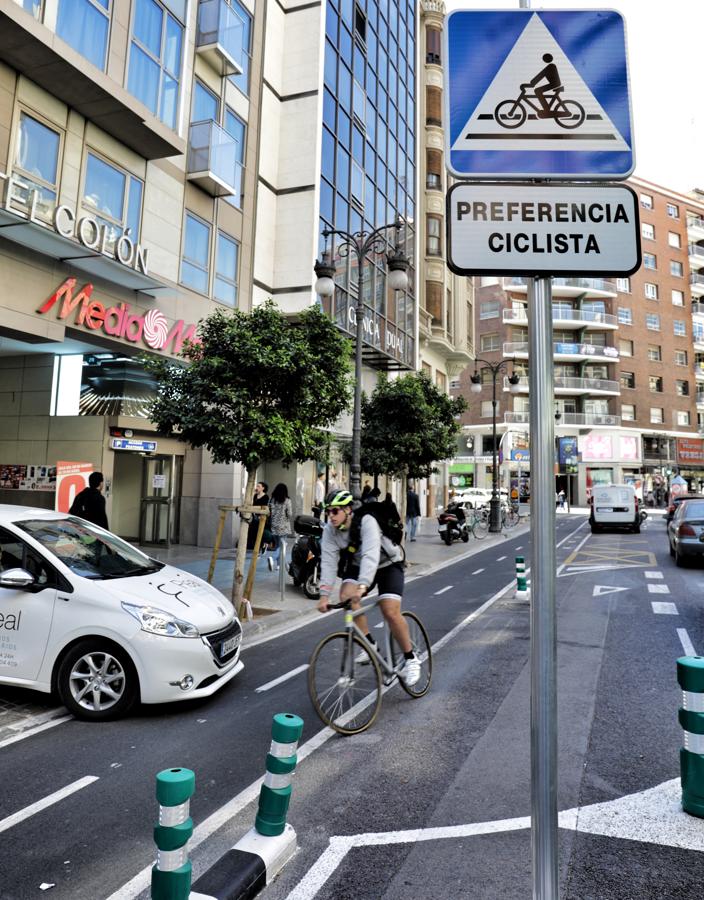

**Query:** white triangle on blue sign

left=451, top=14, right=630, bottom=154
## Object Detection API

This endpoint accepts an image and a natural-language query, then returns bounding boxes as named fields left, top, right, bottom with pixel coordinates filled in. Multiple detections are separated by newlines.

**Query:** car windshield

left=16, top=518, right=165, bottom=580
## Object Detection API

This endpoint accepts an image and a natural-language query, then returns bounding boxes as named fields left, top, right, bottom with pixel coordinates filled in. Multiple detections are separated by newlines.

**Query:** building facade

left=456, top=178, right=704, bottom=506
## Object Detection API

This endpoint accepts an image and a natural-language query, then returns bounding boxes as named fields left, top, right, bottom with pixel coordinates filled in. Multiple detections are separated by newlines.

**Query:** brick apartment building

left=455, top=178, right=704, bottom=507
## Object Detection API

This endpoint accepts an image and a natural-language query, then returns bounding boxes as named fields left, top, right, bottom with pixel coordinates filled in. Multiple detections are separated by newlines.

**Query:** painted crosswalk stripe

left=0, top=776, right=99, bottom=834
left=255, top=665, right=309, bottom=693
left=645, top=571, right=664, bottom=580
left=472, top=568, right=484, bottom=575
left=678, top=629, right=697, bottom=657
left=434, top=585, right=453, bottom=596
left=648, top=584, right=670, bottom=594
left=651, top=602, right=678, bottom=615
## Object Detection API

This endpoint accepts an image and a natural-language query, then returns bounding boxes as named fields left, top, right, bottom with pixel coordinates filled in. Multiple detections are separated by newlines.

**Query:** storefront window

left=56, top=0, right=110, bottom=70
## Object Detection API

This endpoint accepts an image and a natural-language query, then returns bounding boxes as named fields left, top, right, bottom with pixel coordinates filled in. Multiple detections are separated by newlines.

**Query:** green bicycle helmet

left=324, top=489, right=354, bottom=508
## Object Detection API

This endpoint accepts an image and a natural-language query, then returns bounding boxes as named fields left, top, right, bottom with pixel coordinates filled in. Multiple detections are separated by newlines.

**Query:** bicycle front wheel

left=494, top=99, right=526, bottom=129
left=472, top=518, right=489, bottom=540
left=308, top=632, right=383, bottom=735
left=391, top=611, right=432, bottom=698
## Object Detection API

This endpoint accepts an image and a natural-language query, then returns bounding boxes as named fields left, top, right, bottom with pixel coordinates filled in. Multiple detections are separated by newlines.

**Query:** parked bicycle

left=466, top=508, right=489, bottom=540
left=494, top=85, right=585, bottom=131
left=308, top=597, right=432, bottom=735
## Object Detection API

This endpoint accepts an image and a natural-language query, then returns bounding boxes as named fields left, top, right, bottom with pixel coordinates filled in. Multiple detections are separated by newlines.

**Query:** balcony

left=691, top=274, right=704, bottom=298
left=503, top=375, right=620, bottom=396
left=689, top=243, right=704, bottom=271
left=419, top=306, right=433, bottom=339
left=504, top=410, right=621, bottom=428
left=196, top=0, right=245, bottom=76
left=503, top=341, right=619, bottom=364
left=688, top=216, right=704, bottom=242
left=697, top=392, right=704, bottom=408
left=0, top=1, right=184, bottom=159
left=502, top=307, right=618, bottom=330
left=187, top=121, right=242, bottom=199
left=696, top=365, right=704, bottom=382
left=695, top=333, right=704, bottom=353
left=504, top=276, right=617, bottom=299
left=693, top=303, right=704, bottom=318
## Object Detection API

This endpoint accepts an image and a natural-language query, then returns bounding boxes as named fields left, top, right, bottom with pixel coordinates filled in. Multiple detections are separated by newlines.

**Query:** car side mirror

left=0, top=568, right=35, bottom=589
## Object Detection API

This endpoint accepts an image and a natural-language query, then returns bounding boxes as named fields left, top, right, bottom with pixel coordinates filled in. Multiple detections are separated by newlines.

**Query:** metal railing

left=196, top=0, right=245, bottom=72
left=502, top=342, right=619, bottom=359
left=502, top=307, right=617, bottom=327
left=691, top=274, right=704, bottom=288
left=504, top=276, right=616, bottom=294
left=688, top=216, right=704, bottom=231
left=187, top=120, right=242, bottom=200
left=503, top=375, right=620, bottom=394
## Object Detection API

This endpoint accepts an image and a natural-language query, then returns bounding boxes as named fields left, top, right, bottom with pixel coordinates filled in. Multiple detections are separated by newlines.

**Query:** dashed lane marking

left=645, top=571, right=664, bottom=579
left=651, top=602, right=678, bottom=615
left=472, top=568, right=485, bottom=575
left=678, top=629, right=697, bottom=656
left=255, top=664, right=309, bottom=693
left=648, top=584, right=670, bottom=594
left=434, top=586, right=453, bottom=596
left=0, top=776, right=99, bottom=834
left=497, top=556, right=507, bottom=561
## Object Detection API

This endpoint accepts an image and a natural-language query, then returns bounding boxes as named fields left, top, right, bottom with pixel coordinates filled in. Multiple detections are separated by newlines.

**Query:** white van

left=590, top=484, right=640, bottom=533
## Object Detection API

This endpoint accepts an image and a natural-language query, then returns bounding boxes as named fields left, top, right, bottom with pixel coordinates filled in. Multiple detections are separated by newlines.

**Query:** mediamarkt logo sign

left=38, top=278, right=198, bottom=354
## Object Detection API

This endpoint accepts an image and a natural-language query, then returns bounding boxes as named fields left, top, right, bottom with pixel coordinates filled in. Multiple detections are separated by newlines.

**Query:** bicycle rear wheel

left=391, top=611, right=432, bottom=698
left=308, top=632, right=382, bottom=734
left=472, top=518, right=489, bottom=539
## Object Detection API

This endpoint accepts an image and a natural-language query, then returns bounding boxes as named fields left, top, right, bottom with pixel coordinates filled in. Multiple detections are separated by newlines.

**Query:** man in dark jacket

left=406, top=484, right=421, bottom=541
left=69, top=471, right=109, bottom=529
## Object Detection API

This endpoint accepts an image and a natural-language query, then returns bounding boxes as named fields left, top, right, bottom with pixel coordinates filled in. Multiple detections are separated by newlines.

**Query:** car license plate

left=596, top=507, right=613, bottom=512
left=220, top=635, right=240, bottom=657
left=438, top=523, right=447, bottom=531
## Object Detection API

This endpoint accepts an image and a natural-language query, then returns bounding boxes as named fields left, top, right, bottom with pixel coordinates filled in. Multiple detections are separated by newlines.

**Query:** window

left=224, top=108, right=246, bottom=208
left=642, top=222, right=655, bottom=240
left=128, top=0, right=183, bottom=130
left=213, top=232, right=239, bottom=305
left=667, top=203, right=679, bottom=219
left=355, top=4, right=366, bottom=42
left=56, top=0, right=110, bottom=70
left=12, top=112, right=61, bottom=211
left=647, top=344, right=661, bottom=362
left=480, top=400, right=497, bottom=418
left=82, top=153, right=143, bottom=244
left=674, top=320, right=686, bottom=337
left=675, top=349, right=688, bottom=366
left=669, top=231, right=681, bottom=249
left=619, top=339, right=634, bottom=357
left=480, top=332, right=500, bottom=352
left=617, top=307, right=632, bottom=325
left=192, top=80, right=219, bottom=122
left=616, top=277, right=630, bottom=293
left=436, top=371, right=447, bottom=393
left=620, top=371, right=635, bottom=389
left=676, top=380, right=690, bottom=396
left=480, top=299, right=500, bottom=319
left=672, top=289, right=685, bottom=306
left=650, top=408, right=664, bottom=424
left=640, top=193, right=653, bottom=209
left=646, top=313, right=660, bottom=331
left=426, top=26, right=441, bottom=64
left=695, top=323, right=704, bottom=343
left=180, top=212, right=210, bottom=293
left=480, top=368, right=494, bottom=384
left=644, top=282, right=658, bottom=300
left=643, top=252, right=657, bottom=270
left=421, top=362, right=432, bottom=378
left=649, top=375, right=663, bottom=393
left=228, top=0, right=252, bottom=96
left=426, top=216, right=442, bottom=255
left=671, top=260, right=684, bottom=277
left=621, top=403, right=635, bottom=421
left=677, top=411, right=691, bottom=426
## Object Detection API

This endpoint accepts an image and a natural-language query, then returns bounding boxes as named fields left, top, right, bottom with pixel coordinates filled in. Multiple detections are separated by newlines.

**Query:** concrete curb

left=190, top=824, right=296, bottom=900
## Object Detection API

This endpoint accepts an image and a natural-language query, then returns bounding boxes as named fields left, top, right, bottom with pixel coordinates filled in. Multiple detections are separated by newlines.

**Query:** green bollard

left=151, top=768, right=195, bottom=900
left=515, top=556, right=528, bottom=598
left=255, top=713, right=304, bottom=837
left=677, top=656, right=704, bottom=817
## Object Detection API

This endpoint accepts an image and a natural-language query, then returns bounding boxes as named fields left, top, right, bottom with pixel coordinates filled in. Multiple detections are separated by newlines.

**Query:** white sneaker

left=400, top=654, right=421, bottom=687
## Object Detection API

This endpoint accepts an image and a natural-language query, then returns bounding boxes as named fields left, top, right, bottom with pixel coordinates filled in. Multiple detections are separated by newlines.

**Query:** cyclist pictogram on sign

left=444, top=10, right=634, bottom=179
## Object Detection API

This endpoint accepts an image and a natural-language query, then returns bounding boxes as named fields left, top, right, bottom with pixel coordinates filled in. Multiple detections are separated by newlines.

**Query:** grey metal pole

left=489, top=372, right=501, bottom=532
left=349, top=254, right=365, bottom=501
left=528, top=275, right=558, bottom=899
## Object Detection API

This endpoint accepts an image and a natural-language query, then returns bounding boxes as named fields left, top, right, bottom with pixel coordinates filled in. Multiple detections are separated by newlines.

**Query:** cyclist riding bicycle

left=317, top=489, right=421, bottom=686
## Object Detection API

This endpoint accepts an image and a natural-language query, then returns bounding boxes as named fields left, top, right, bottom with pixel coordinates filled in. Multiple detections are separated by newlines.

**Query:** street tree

left=144, top=301, right=352, bottom=611
left=358, top=372, right=466, bottom=519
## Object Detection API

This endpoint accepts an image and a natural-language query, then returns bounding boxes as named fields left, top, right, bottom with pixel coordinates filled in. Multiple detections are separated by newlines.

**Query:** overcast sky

left=443, top=1, right=703, bottom=195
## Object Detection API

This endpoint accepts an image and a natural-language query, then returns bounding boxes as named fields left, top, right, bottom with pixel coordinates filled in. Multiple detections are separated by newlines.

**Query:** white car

left=455, top=488, right=509, bottom=509
left=0, top=506, right=243, bottom=720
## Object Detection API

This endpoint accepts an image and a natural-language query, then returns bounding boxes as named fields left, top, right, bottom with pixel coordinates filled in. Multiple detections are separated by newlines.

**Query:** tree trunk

left=400, top=472, right=408, bottom=539
left=232, top=466, right=257, bottom=612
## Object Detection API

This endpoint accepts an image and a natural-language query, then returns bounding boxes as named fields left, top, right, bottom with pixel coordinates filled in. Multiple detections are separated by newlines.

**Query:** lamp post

left=314, top=219, right=410, bottom=500
left=470, top=359, right=520, bottom=532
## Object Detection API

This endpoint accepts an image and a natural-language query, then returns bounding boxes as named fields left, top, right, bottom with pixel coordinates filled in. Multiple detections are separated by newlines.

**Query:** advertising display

left=0, top=465, right=57, bottom=491
left=55, top=462, right=93, bottom=513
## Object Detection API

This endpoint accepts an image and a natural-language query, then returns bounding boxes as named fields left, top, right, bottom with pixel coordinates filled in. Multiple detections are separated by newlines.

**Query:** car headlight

left=121, top=602, right=200, bottom=638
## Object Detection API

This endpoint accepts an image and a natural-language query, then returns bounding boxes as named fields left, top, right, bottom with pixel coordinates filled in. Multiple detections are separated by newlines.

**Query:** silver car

left=668, top=499, right=704, bottom=566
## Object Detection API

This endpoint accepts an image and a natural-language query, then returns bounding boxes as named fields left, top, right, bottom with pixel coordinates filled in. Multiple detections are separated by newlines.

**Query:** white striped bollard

left=678, top=656, right=704, bottom=817
left=515, top=556, right=528, bottom=601
left=255, top=713, right=304, bottom=836
left=151, top=767, right=195, bottom=900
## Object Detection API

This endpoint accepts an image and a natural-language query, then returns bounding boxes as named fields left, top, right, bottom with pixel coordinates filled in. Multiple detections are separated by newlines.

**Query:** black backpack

left=347, top=503, right=404, bottom=554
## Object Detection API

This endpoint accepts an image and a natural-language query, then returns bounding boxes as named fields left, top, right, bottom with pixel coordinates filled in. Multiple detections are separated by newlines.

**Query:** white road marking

left=433, top=586, right=453, bottom=596
left=645, top=571, right=664, bottom=580
left=678, top=629, right=697, bottom=657
left=283, top=779, right=701, bottom=900
left=592, top=585, right=628, bottom=597
left=515, top=546, right=523, bottom=550
left=0, top=776, right=98, bottom=834
left=0, top=715, right=72, bottom=750
left=651, top=602, right=678, bottom=615
left=471, top=568, right=484, bottom=575
left=373, top=622, right=385, bottom=629
left=255, top=664, right=308, bottom=693
left=648, top=584, right=671, bottom=594
left=497, top=556, right=507, bottom=562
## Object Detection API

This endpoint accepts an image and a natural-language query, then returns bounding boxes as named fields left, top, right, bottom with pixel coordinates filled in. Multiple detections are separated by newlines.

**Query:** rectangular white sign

left=446, top=183, right=641, bottom=276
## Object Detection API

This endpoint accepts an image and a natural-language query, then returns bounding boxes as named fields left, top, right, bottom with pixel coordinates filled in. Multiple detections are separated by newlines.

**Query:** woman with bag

left=267, top=483, right=293, bottom=571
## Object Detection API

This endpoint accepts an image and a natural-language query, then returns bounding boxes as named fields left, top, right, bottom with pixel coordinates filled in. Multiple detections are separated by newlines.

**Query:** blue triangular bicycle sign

left=444, top=10, right=635, bottom=179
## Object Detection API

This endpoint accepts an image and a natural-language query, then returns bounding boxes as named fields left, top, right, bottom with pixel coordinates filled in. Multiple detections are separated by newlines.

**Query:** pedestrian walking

left=406, top=483, right=421, bottom=541
left=558, top=489, right=566, bottom=510
left=69, top=471, right=109, bottom=529
left=313, top=470, right=326, bottom=518
left=247, top=481, right=269, bottom=550
left=267, top=483, right=293, bottom=571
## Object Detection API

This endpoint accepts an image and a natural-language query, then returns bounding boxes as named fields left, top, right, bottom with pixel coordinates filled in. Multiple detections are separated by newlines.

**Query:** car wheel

left=633, top=523, right=640, bottom=534
left=57, top=640, right=138, bottom=721
left=669, top=541, right=675, bottom=557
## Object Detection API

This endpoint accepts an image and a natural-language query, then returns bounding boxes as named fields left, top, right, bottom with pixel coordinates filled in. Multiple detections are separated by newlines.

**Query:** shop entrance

left=112, top=452, right=182, bottom=545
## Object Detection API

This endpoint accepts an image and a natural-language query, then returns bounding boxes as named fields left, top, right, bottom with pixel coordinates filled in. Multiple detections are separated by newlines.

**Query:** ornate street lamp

left=470, top=360, right=520, bottom=532
left=314, top=218, right=410, bottom=499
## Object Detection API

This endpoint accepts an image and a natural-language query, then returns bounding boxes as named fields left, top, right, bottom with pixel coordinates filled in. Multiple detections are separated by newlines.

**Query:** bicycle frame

left=516, top=86, right=564, bottom=114
left=341, top=602, right=405, bottom=679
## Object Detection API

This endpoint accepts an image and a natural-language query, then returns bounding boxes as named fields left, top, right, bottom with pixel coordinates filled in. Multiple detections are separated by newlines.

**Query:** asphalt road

left=2, top=514, right=703, bottom=899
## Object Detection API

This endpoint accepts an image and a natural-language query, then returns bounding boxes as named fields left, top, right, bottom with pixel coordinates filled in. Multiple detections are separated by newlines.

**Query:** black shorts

left=343, top=561, right=405, bottom=602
